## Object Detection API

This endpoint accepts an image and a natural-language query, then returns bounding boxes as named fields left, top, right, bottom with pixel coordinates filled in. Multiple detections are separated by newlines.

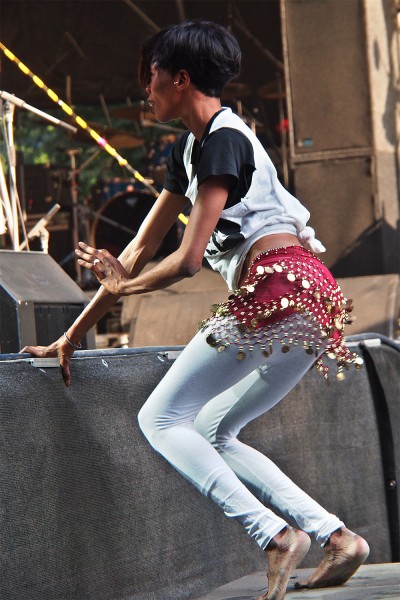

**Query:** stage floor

left=195, top=562, right=400, bottom=599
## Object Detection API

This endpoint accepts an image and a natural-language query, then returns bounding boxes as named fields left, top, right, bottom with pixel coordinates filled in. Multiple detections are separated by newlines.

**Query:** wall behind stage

left=281, top=0, right=400, bottom=277
left=1, top=337, right=399, bottom=600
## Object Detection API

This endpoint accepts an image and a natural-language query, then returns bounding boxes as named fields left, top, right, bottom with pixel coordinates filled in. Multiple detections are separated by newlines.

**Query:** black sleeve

left=196, top=128, right=256, bottom=192
left=164, top=132, right=190, bottom=195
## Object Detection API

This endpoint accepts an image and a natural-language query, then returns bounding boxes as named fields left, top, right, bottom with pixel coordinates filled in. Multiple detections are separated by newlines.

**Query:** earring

left=173, top=81, right=179, bottom=85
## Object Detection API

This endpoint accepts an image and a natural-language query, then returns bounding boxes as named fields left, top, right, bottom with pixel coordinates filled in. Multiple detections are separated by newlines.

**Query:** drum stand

left=64, top=148, right=102, bottom=287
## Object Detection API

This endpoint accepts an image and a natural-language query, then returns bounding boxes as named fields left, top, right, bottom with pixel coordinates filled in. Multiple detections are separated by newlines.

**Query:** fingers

left=18, top=339, right=73, bottom=387
left=75, top=242, right=113, bottom=278
left=19, top=342, right=72, bottom=386
left=76, top=242, right=109, bottom=264
left=60, top=361, right=71, bottom=387
left=19, top=345, right=47, bottom=357
left=75, top=243, right=129, bottom=288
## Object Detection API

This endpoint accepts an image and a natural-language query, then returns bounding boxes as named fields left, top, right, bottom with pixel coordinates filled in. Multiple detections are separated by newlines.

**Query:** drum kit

left=81, top=105, right=184, bottom=262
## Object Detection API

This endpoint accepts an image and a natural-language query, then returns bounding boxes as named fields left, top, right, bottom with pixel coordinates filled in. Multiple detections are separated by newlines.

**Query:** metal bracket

left=29, top=357, right=60, bottom=368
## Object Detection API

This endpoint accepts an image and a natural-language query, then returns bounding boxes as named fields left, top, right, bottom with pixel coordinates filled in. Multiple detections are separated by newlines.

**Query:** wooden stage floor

left=195, top=563, right=400, bottom=599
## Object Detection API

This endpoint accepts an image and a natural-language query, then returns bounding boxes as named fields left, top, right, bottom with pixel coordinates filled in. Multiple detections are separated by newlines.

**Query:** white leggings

left=138, top=320, right=344, bottom=550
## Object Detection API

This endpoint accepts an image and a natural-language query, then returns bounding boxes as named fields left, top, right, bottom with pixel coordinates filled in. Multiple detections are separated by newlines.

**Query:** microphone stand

left=0, top=90, right=77, bottom=251
left=65, top=148, right=83, bottom=286
left=2, top=99, right=19, bottom=248
left=19, top=203, right=61, bottom=253
left=0, top=154, right=13, bottom=237
left=0, top=90, right=77, bottom=133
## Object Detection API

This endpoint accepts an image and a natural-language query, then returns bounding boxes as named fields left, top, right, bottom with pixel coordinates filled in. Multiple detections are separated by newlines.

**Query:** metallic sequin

left=201, top=246, right=362, bottom=380
left=281, top=297, right=289, bottom=309
left=355, top=356, right=364, bottom=369
left=206, top=334, right=217, bottom=347
left=334, top=317, right=343, bottom=330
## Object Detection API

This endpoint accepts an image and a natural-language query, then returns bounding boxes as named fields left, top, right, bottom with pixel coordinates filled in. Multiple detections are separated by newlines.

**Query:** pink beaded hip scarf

left=199, top=245, right=363, bottom=380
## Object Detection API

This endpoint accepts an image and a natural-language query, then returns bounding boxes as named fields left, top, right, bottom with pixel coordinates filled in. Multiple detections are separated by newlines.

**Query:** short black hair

left=138, top=20, right=241, bottom=97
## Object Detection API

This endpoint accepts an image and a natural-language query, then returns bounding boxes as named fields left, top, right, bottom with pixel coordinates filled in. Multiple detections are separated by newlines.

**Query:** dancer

left=23, top=21, right=369, bottom=599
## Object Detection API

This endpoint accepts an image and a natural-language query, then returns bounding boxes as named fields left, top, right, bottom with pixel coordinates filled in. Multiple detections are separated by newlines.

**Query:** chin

left=154, top=108, right=179, bottom=123
left=157, top=115, right=176, bottom=124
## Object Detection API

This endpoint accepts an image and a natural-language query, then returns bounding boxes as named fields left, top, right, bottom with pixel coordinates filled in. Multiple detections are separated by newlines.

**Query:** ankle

left=267, top=527, right=289, bottom=550
left=325, top=527, right=347, bottom=546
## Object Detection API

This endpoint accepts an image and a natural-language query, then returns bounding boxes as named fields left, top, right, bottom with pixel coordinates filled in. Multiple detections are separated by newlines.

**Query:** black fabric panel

left=360, top=343, right=399, bottom=561
left=363, top=342, right=400, bottom=559
left=0, top=350, right=265, bottom=600
left=0, top=342, right=397, bottom=599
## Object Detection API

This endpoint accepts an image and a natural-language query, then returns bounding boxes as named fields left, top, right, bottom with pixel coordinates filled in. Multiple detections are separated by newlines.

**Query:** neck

left=180, top=91, right=223, bottom=140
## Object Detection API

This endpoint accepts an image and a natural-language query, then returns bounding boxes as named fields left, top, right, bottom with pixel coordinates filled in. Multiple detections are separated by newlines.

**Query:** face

left=146, top=64, right=180, bottom=123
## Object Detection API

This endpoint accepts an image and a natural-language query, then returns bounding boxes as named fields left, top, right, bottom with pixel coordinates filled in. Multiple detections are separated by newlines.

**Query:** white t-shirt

left=165, top=107, right=324, bottom=290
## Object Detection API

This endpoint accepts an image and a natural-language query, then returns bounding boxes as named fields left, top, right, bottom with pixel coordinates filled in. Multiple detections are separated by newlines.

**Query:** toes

left=294, top=580, right=310, bottom=589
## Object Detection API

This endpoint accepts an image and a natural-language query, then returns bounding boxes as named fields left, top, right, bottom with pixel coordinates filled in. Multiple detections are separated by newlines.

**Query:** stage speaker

left=282, top=0, right=371, bottom=155
left=337, top=274, right=400, bottom=339
left=121, top=264, right=228, bottom=346
left=293, top=157, right=377, bottom=271
left=0, top=250, right=95, bottom=353
left=280, top=0, right=400, bottom=276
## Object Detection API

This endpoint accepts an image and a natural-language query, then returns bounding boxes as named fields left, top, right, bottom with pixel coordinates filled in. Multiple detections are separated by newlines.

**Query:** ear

left=175, top=69, right=190, bottom=90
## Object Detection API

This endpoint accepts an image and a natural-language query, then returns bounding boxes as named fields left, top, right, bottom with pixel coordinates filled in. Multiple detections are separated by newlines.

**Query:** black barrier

left=0, top=338, right=399, bottom=600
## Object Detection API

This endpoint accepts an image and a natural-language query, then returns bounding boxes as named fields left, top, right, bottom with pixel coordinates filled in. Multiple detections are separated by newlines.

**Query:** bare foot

left=256, top=527, right=311, bottom=600
left=294, top=527, right=369, bottom=589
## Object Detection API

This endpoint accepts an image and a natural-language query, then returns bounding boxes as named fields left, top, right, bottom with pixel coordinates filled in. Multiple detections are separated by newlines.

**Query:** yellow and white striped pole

left=0, top=42, right=188, bottom=225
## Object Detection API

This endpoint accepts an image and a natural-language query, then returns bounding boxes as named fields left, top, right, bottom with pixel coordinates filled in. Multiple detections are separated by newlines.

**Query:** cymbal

left=73, top=122, right=144, bottom=149
left=258, top=81, right=286, bottom=100
left=111, top=105, right=157, bottom=121
left=221, top=82, right=251, bottom=100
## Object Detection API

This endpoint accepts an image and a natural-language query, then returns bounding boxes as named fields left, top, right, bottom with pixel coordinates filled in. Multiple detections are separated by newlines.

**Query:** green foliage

left=0, top=103, right=157, bottom=200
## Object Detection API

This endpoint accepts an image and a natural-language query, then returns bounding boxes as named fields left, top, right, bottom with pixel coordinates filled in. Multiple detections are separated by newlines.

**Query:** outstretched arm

left=21, top=189, right=188, bottom=384
left=22, top=176, right=231, bottom=385
left=76, top=175, right=231, bottom=294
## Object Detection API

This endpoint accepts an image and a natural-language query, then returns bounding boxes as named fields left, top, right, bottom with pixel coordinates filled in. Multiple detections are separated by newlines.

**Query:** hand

left=20, top=335, right=75, bottom=387
left=75, top=242, right=130, bottom=294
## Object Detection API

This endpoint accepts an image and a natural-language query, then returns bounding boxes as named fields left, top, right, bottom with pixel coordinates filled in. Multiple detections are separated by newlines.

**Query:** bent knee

left=137, top=403, right=177, bottom=450
left=137, top=404, right=155, bottom=443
